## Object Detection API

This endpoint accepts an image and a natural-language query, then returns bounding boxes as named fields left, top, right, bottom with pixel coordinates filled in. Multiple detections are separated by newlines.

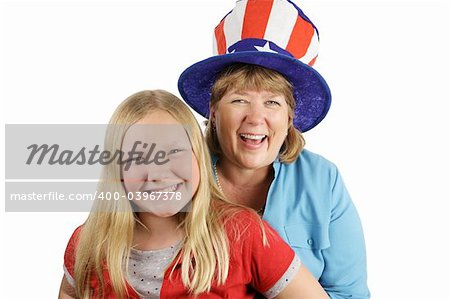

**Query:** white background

left=1, top=0, right=449, bottom=298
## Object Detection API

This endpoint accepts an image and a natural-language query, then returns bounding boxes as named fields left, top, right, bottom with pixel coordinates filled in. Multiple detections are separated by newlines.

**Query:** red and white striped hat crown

left=179, top=0, right=331, bottom=132
left=213, top=0, right=319, bottom=66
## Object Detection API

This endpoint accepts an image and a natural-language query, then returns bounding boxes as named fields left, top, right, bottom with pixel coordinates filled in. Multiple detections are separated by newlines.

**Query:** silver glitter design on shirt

left=127, top=241, right=182, bottom=299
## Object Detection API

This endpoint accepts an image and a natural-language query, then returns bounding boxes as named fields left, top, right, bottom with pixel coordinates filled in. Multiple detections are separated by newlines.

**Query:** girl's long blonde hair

left=74, top=90, right=235, bottom=298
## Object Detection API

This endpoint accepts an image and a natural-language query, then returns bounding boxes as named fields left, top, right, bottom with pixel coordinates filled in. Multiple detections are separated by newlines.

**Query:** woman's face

left=121, top=110, right=199, bottom=217
left=211, top=89, right=289, bottom=170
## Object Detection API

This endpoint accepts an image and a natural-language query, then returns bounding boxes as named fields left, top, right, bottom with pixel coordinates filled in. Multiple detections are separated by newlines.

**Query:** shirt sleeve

left=244, top=214, right=300, bottom=295
left=263, top=255, right=302, bottom=298
left=320, top=167, right=370, bottom=299
left=63, top=226, right=82, bottom=288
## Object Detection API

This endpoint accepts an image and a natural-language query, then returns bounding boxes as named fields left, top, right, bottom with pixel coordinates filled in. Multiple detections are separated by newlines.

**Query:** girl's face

left=121, top=110, right=200, bottom=217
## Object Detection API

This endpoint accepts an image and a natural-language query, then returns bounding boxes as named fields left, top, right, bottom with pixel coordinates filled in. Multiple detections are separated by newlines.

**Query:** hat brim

left=178, top=51, right=331, bottom=132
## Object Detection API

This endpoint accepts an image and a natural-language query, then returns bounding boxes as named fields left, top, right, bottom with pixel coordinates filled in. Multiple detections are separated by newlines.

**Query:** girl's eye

left=168, top=149, right=184, bottom=155
left=134, top=156, right=145, bottom=162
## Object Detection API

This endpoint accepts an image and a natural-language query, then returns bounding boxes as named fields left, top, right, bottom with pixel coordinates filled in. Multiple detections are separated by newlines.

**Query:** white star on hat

left=254, top=42, right=278, bottom=53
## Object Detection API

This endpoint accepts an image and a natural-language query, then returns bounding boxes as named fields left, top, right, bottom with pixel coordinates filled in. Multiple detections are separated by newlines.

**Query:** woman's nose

left=244, top=103, right=265, bottom=125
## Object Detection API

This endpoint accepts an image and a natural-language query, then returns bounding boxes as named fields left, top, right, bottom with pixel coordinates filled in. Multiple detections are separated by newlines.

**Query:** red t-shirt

left=64, top=210, right=296, bottom=298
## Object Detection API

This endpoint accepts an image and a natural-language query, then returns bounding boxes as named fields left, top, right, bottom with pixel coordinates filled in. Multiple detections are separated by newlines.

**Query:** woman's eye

left=266, top=100, right=281, bottom=106
left=231, top=99, right=246, bottom=104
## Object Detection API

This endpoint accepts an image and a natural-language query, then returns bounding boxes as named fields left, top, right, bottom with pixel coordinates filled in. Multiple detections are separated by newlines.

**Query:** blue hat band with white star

left=227, top=39, right=294, bottom=58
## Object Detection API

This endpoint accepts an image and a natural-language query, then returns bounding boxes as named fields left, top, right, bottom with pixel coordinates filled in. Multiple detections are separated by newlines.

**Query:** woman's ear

left=209, top=105, right=216, bottom=122
left=209, top=105, right=216, bottom=124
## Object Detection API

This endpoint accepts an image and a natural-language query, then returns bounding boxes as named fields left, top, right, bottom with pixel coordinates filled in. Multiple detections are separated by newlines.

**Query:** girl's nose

left=145, top=157, right=171, bottom=182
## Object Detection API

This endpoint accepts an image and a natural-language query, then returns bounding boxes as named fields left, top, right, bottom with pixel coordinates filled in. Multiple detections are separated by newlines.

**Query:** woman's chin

left=238, top=156, right=273, bottom=170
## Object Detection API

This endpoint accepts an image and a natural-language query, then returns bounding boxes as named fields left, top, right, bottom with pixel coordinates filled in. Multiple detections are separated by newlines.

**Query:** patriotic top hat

left=178, top=0, right=331, bottom=132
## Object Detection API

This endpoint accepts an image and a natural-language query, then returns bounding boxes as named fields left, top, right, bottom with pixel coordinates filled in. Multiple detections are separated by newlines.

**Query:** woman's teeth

left=240, top=133, right=266, bottom=140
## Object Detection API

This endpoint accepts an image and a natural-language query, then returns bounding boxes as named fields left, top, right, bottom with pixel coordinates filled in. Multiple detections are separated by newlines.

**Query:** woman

left=178, top=0, right=370, bottom=298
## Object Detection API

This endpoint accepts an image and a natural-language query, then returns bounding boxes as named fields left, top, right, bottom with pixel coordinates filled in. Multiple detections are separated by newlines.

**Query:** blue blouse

left=213, top=149, right=370, bottom=298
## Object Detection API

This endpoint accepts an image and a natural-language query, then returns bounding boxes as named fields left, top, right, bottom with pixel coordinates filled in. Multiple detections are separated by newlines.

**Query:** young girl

left=58, top=90, right=328, bottom=299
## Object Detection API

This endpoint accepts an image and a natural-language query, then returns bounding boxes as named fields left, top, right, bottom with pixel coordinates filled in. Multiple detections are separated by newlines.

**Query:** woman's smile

left=238, top=132, right=268, bottom=149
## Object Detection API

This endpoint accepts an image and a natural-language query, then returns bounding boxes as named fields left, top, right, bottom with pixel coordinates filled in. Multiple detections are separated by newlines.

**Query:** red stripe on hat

left=241, top=0, right=274, bottom=39
left=286, top=16, right=315, bottom=59
left=309, top=55, right=317, bottom=66
left=215, top=19, right=227, bottom=54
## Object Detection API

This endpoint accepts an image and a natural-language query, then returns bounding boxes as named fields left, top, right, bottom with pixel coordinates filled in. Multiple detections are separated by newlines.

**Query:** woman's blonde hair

left=74, top=90, right=236, bottom=298
left=205, top=63, right=305, bottom=163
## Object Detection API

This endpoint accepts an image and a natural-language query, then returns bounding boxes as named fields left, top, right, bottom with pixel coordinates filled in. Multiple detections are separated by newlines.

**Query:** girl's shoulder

left=66, top=225, right=84, bottom=251
left=217, top=205, right=296, bottom=292
left=70, top=225, right=83, bottom=237
left=216, top=203, right=261, bottom=235
left=65, top=225, right=83, bottom=251
left=219, top=206, right=282, bottom=250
